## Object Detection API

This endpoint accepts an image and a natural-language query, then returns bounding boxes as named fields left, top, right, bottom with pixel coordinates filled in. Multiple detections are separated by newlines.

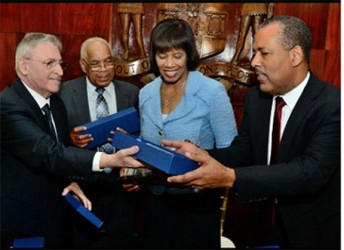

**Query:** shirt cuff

left=92, top=152, right=103, bottom=172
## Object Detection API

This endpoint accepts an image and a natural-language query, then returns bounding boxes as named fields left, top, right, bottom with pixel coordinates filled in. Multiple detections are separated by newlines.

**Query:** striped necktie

left=96, top=87, right=109, bottom=119
left=42, top=104, right=58, bottom=141
left=95, top=87, right=113, bottom=174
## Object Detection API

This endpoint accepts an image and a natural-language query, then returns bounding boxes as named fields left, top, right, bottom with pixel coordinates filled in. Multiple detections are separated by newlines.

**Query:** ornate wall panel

left=109, top=2, right=340, bottom=126
left=111, top=3, right=279, bottom=125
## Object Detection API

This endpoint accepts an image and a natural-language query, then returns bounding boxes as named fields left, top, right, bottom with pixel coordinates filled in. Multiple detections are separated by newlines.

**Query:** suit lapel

left=256, top=92, right=273, bottom=164
left=14, top=79, right=48, bottom=129
left=279, top=74, right=322, bottom=160
left=114, top=81, right=129, bottom=111
left=164, top=73, right=199, bottom=123
left=71, top=77, right=91, bottom=124
left=143, top=81, right=164, bottom=128
left=14, top=78, right=43, bottom=116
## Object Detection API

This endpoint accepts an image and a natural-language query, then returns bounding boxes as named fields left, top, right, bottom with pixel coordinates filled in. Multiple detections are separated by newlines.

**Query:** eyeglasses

left=82, top=59, right=115, bottom=72
left=24, top=57, right=68, bottom=71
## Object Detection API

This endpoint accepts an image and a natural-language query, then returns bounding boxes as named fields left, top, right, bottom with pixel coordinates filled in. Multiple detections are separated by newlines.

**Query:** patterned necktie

left=42, top=104, right=58, bottom=141
left=270, top=97, right=286, bottom=164
left=96, top=88, right=113, bottom=174
left=96, top=87, right=109, bottom=119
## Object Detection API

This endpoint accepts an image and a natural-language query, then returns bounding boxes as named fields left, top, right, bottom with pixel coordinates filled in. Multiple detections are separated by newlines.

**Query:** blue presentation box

left=77, top=107, right=140, bottom=149
left=64, top=194, right=103, bottom=229
left=12, top=237, right=44, bottom=248
left=112, top=132, right=198, bottom=175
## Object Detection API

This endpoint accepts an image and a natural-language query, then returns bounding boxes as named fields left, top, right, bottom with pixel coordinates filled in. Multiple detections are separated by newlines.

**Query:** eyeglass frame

left=23, top=57, right=68, bottom=71
left=82, top=58, right=115, bottom=72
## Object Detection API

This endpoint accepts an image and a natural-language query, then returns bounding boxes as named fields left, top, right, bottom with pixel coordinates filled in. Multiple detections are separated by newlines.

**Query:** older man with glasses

left=58, top=37, right=140, bottom=248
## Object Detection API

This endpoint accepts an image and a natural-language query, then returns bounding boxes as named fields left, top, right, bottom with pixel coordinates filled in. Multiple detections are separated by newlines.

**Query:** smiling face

left=19, top=42, right=64, bottom=98
left=156, top=48, right=188, bottom=84
left=80, top=41, right=115, bottom=88
left=251, top=23, right=296, bottom=95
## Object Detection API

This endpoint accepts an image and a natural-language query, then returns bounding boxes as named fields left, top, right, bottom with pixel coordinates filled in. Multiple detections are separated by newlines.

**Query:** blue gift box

left=112, top=132, right=198, bottom=175
left=64, top=194, right=103, bottom=229
left=77, top=107, right=140, bottom=149
left=12, top=237, right=44, bottom=248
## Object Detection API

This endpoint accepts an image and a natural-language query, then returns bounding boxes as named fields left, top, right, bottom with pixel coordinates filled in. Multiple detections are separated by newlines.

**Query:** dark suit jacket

left=58, top=76, right=140, bottom=237
left=0, top=78, right=98, bottom=248
left=212, top=73, right=340, bottom=248
left=58, top=76, right=139, bottom=186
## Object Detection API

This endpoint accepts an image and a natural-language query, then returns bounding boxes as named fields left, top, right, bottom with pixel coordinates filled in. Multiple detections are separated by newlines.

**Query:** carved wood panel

left=110, top=2, right=340, bottom=126
left=110, top=3, right=278, bottom=126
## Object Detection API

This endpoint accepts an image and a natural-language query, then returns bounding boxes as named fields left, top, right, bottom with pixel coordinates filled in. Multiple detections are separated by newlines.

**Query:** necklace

left=161, top=79, right=187, bottom=108
left=164, top=99, right=170, bottom=107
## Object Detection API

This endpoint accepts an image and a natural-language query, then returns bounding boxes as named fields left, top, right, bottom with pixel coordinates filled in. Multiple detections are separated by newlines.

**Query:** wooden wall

left=0, top=3, right=113, bottom=90
left=0, top=2, right=340, bottom=124
left=0, top=2, right=340, bottom=248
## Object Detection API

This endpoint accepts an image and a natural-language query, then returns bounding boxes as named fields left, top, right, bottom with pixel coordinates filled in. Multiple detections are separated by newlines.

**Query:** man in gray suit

left=59, top=37, right=140, bottom=248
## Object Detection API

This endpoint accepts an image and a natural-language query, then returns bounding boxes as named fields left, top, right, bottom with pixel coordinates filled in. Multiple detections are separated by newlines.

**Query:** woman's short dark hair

left=149, top=18, right=200, bottom=74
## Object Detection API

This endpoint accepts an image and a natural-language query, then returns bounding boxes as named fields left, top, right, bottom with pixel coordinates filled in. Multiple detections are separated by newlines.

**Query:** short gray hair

left=259, top=15, right=312, bottom=63
left=15, top=32, right=62, bottom=71
left=80, top=37, right=112, bottom=60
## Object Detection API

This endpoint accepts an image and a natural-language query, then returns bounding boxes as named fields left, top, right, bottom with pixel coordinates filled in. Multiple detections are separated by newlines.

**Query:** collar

left=275, top=71, right=310, bottom=110
left=86, top=77, right=114, bottom=97
left=21, top=80, right=50, bottom=109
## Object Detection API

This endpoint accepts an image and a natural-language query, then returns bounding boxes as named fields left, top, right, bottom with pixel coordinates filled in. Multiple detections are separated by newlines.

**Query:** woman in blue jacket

left=137, top=18, right=237, bottom=248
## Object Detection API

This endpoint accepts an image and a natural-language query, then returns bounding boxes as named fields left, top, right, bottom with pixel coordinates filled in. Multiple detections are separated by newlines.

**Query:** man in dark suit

left=163, top=15, right=340, bottom=248
left=0, top=32, right=143, bottom=249
left=58, top=37, right=141, bottom=248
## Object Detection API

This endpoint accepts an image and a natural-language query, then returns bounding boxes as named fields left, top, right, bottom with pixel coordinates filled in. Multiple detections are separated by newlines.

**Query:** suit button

left=158, top=130, right=163, bottom=136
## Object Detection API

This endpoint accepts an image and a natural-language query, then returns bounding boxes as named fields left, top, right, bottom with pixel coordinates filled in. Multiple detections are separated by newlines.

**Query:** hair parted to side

left=15, top=32, right=62, bottom=71
left=80, top=37, right=112, bottom=60
left=259, top=15, right=312, bottom=63
left=149, top=18, right=200, bottom=74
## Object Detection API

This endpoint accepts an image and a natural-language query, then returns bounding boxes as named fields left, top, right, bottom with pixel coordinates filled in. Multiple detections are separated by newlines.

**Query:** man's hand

left=100, top=145, right=144, bottom=169
left=62, top=182, right=92, bottom=210
left=163, top=140, right=236, bottom=189
left=122, top=183, right=141, bottom=192
left=70, top=126, right=93, bottom=148
left=161, top=139, right=199, bottom=154
left=119, top=168, right=141, bottom=192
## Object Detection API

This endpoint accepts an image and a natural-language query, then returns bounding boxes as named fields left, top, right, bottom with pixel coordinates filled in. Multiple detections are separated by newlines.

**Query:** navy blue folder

left=12, top=237, right=44, bottom=248
left=77, top=107, right=140, bottom=149
left=112, top=132, right=198, bottom=175
left=64, top=194, right=103, bottom=229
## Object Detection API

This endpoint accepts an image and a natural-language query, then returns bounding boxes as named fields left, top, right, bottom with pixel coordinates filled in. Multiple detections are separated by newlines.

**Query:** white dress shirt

left=267, top=72, right=310, bottom=164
